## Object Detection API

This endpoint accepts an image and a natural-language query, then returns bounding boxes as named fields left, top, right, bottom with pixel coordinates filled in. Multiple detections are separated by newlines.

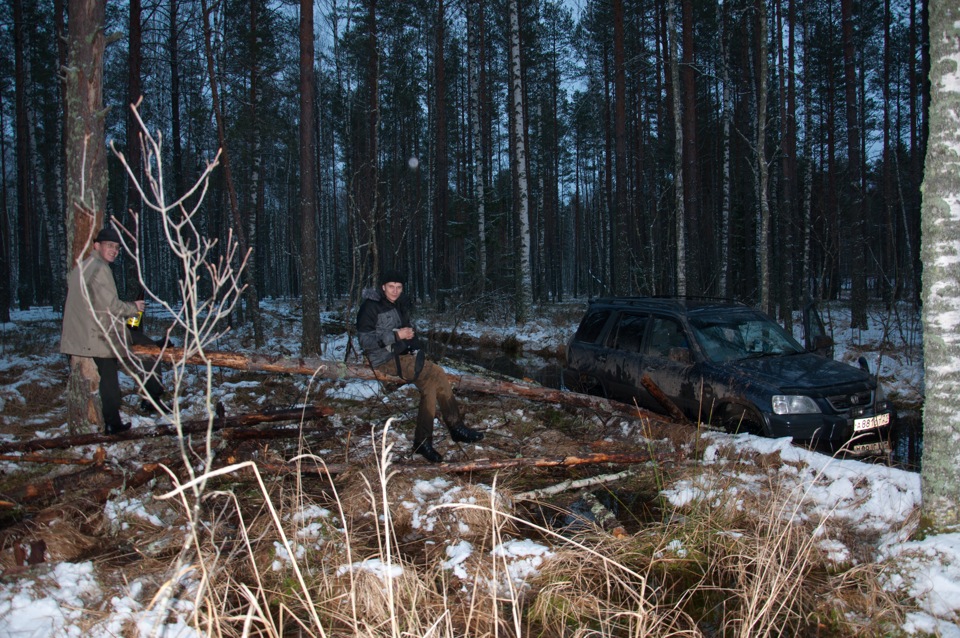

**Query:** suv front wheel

left=721, top=405, right=766, bottom=436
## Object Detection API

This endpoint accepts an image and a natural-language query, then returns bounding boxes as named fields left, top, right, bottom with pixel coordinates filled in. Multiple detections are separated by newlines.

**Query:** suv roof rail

left=588, top=295, right=749, bottom=308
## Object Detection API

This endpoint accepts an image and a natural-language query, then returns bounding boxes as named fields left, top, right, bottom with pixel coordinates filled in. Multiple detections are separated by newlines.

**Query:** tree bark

left=65, top=357, right=103, bottom=435
left=199, top=0, right=261, bottom=345
left=667, top=0, right=686, bottom=296
left=63, top=0, right=108, bottom=270
left=756, top=0, right=772, bottom=314
left=124, top=0, right=142, bottom=298
left=680, top=0, right=703, bottom=293
left=13, top=0, right=36, bottom=309
left=613, top=0, right=630, bottom=295
left=842, top=0, right=868, bottom=328
left=0, top=89, right=11, bottom=322
left=508, top=0, right=533, bottom=322
left=299, top=0, right=321, bottom=356
left=467, top=0, right=487, bottom=289
left=63, top=0, right=109, bottom=431
left=919, top=0, right=960, bottom=532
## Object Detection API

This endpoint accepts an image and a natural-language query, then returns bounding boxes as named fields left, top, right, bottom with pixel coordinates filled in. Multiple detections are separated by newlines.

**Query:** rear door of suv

left=639, top=314, right=701, bottom=418
left=597, top=311, right=654, bottom=405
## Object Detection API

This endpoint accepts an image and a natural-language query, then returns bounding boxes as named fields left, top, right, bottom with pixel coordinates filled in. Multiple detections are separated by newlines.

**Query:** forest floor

left=0, top=298, right=953, bottom=637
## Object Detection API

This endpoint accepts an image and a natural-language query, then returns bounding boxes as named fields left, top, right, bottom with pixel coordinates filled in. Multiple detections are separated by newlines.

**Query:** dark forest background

left=0, top=0, right=928, bottom=339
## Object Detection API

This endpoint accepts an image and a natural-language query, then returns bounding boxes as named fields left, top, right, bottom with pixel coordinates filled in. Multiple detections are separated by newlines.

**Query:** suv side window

left=646, top=317, right=688, bottom=357
left=606, top=313, right=648, bottom=352
left=574, top=309, right=611, bottom=344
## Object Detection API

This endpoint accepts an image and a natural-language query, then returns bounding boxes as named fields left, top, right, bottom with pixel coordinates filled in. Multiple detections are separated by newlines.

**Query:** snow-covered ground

left=0, top=299, right=954, bottom=637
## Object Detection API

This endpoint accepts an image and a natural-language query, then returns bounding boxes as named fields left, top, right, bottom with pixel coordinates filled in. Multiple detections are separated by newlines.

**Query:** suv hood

left=718, top=353, right=874, bottom=394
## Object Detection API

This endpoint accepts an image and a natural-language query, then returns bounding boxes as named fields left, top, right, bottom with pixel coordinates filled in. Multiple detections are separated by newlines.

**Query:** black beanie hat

left=94, top=226, right=121, bottom=244
left=379, top=269, right=405, bottom=286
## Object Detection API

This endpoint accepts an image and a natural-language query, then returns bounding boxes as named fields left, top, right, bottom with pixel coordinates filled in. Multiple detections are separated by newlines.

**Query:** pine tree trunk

left=200, top=0, right=260, bottom=345
left=63, top=0, right=108, bottom=431
left=842, top=0, right=868, bottom=328
left=13, top=0, right=36, bottom=309
left=299, top=0, right=321, bottom=355
left=66, top=357, right=102, bottom=434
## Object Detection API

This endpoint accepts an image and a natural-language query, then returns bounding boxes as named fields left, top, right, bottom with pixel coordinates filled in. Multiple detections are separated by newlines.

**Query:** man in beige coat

left=60, top=226, right=163, bottom=434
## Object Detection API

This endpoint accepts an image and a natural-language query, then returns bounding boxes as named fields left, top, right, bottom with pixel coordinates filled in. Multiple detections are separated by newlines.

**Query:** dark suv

left=563, top=297, right=893, bottom=453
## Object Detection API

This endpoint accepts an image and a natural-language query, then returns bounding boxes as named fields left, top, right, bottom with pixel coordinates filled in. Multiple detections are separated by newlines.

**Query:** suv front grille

left=826, top=390, right=873, bottom=412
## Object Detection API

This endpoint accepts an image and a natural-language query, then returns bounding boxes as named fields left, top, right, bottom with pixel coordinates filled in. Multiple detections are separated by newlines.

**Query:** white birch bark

left=919, top=0, right=960, bottom=531
left=667, top=0, right=685, bottom=296
left=509, top=0, right=533, bottom=321
left=467, top=1, right=487, bottom=289
left=719, top=2, right=731, bottom=298
left=757, top=0, right=771, bottom=313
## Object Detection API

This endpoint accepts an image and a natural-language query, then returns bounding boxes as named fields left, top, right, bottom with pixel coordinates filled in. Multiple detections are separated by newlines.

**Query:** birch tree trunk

left=467, top=0, right=486, bottom=290
left=919, top=0, right=960, bottom=532
left=612, top=0, right=629, bottom=296
left=667, top=0, right=685, bottom=296
left=124, top=0, right=142, bottom=298
left=508, top=0, right=533, bottom=322
left=718, top=0, right=732, bottom=298
left=757, top=0, right=771, bottom=314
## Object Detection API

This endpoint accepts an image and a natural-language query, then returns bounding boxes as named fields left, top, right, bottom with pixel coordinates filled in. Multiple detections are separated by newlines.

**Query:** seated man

left=356, top=270, right=483, bottom=463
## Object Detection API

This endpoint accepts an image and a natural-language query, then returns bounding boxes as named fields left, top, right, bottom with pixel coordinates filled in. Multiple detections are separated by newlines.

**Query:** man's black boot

left=413, top=440, right=443, bottom=463
left=449, top=423, right=484, bottom=443
left=106, top=421, right=132, bottom=435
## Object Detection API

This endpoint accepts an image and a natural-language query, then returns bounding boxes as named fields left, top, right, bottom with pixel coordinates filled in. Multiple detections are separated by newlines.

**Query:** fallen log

left=0, top=454, right=97, bottom=466
left=0, top=455, right=180, bottom=509
left=640, top=374, right=691, bottom=424
left=252, top=449, right=683, bottom=479
left=0, top=405, right=333, bottom=454
left=133, top=345, right=675, bottom=424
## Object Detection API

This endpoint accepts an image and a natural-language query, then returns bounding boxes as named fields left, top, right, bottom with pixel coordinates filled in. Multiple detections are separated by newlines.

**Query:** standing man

left=60, top=226, right=164, bottom=434
left=356, top=270, right=484, bottom=462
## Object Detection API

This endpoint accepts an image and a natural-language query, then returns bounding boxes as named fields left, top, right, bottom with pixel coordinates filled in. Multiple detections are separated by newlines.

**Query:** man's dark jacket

left=356, top=287, right=419, bottom=368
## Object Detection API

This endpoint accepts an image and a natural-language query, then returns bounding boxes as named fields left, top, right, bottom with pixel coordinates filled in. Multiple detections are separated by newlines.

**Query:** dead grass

left=0, top=310, right=925, bottom=638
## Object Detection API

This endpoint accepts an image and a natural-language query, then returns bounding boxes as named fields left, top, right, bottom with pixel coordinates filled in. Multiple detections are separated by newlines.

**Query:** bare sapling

left=104, top=99, right=251, bottom=636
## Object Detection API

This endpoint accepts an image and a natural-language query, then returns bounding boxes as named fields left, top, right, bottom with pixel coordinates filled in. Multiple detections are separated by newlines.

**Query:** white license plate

left=852, top=441, right=888, bottom=454
left=854, top=412, right=891, bottom=432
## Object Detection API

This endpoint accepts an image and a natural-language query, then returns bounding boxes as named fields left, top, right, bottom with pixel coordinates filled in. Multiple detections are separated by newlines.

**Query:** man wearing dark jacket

left=356, top=270, right=483, bottom=462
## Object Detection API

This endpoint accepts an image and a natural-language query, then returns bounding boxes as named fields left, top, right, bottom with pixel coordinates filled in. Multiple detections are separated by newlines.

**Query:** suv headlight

left=772, top=395, right=821, bottom=415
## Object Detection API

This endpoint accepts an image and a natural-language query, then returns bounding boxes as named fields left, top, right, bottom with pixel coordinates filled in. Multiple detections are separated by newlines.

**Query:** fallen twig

left=0, top=405, right=333, bottom=454
left=513, top=468, right=637, bottom=501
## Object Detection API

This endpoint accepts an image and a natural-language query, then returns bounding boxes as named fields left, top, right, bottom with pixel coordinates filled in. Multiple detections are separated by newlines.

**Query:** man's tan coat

left=60, top=252, right=137, bottom=358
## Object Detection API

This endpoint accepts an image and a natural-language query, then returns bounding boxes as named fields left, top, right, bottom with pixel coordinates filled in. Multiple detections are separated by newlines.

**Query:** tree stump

left=66, top=356, right=102, bottom=435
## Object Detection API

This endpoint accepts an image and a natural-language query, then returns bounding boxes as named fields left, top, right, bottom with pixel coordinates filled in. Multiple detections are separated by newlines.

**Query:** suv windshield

left=689, top=310, right=804, bottom=362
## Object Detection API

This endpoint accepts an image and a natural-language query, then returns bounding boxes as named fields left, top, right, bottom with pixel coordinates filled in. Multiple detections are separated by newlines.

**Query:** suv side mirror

left=812, top=334, right=834, bottom=357
left=803, top=302, right=834, bottom=358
